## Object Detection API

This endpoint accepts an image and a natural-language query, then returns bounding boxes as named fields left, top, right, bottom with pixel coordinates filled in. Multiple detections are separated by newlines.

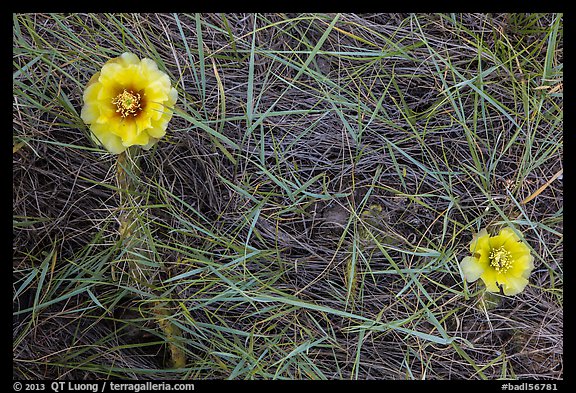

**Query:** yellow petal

left=143, top=101, right=166, bottom=121
left=113, top=118, right=138, bottom=140
left=499, top=275, right=529, bottom=296
left=460, top=256, right=485, bottom=283
left=167, top=87, right=178, bottom=106
left=479, top=269, right=501, bottom=293
left=522, top=255, right=535, bottom=279
left=95, top=106, right=116, bottom=124
left=509, top=254, right=535, bottom=279
left=81, top=87, right=102, bottom=124
left=488, top=227, right=520, bottom=249
left=499, top=227, right=521, bottom=246
left=116, top=52, right=140, bottom=66
left=117, top=120, right=150, bottom=146
left=143, top=87, right=177, bottom=119
left=85, top=71, right=101, bottom=89
left=135, top=111, right=153, bottom=131
left=83, top=79, right=102, bottom=103
left=139, top=58, right=171, bottom=91
left=81, top=104, right=99, bottom=124
left=103, top=52, right=140, bottom=68
left=470, top=228, right=490, bottom=254
left=142, top=137, right=159, bottom=150
left=154, top=110, right=174, bottom=130
left=145, top=125, right=167, bottom=139
left=507, top=241, right=531, bottom=259
left=488, top=234, right=506, bottom=249
left=101, top=135, right=128, bottom=154
left=100, top=63, right=137, bottom=88
left=89, top=123, right=127, bottom=154
left=476, top=246, right=491, bottom=267
left=122, top=131, right=150, bottom=147
left=81, top=52, right=176, bottom=154
left=82, top=81, right=117, bottom=126
left=97, top=81, right=121, bottom=102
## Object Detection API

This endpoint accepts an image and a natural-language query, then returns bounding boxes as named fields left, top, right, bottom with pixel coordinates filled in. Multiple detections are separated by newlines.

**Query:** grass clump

left=13, top=13, right=562, bottom=380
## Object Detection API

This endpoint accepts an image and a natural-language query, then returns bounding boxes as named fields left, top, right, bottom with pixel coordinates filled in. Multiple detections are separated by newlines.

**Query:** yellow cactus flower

left=81, top=52, right=178, bottom=154
left=460, top=227, right=534, bottom=296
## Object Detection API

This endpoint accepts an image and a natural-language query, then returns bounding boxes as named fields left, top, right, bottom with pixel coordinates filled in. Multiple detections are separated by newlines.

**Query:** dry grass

left=13, top=13, right=562, bottom=380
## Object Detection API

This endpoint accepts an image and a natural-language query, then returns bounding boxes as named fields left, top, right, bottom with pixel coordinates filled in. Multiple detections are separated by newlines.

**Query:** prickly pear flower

left=81, top=52, right=177, bottom=154
left=460, top=227, right=535, bottom=296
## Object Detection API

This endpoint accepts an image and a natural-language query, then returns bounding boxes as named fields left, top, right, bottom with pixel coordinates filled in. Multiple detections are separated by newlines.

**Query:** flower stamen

left=112, top=89, right=142, bottom=117
left=489, top=246, right=513, bottom=273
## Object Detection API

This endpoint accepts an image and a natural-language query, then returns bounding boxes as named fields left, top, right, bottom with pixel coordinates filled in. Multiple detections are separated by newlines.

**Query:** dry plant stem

left=116, top=149, right=147, bottom=284
left=116, top=148, right=186, bottom=369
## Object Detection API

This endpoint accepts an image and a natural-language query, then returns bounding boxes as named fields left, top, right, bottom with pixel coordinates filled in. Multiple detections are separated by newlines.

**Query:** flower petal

left=122, top=131, right=150, bottom=147
left=489, top=227, right=520, bottom=249
left=499, top=275, right=529, bottom=296
left=479, top=269, right=501, bottom=293
left=104, top=64, right=139, bottom=88
left=167, top=87, right=178, bottom=106
left=81, top=84, right=103, bottom=124
left=117, top=52, right=140, bottom=66
left=113, top=119, right=138, bottom=141
left=139, top=58, right=171, bottom=91
left=81, top=52, right=176, bottom=154
left=85, top=71, right=101, bottom=88
left=104, top=52, right=140, bottom=68
left=89, top=123, right=127, bottom=154
left=145, top=125, right=167, bottom=139
left=83, top=76, right=101, bottom=99
left=499, top=227, right=521, bottom=246
left=143, top=101, right=166, bottom=121
left=522, top=255, right=535, bottom=279
left=470, top=228, right=490, bottom=254
left=141, top=137, right=159, bottom=150
left=507, top=241, right=531, bottom=259
left=509, top=254, right=535, bottom=279
left=97, top=81, right=121, bottom=102
left=135, top=110, right=153, bottom=131
left=460, top=256, right=485, bottom=283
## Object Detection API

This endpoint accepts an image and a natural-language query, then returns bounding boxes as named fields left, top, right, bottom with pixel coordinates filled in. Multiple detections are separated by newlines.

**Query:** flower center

left=112, top=89, right=142, bottom=117
left=489, top=246, right=513, bottom=273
